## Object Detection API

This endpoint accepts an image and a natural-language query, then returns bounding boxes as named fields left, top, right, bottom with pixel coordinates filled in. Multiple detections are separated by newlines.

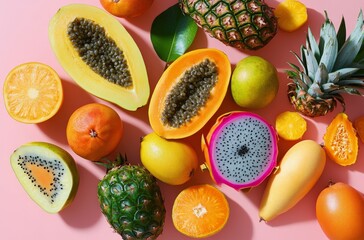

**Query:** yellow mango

left=259, top=140, right=326, bottom=222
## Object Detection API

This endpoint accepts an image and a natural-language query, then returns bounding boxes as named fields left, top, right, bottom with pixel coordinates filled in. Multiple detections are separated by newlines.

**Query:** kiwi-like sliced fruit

left=10, top=142, right=79, bottom=213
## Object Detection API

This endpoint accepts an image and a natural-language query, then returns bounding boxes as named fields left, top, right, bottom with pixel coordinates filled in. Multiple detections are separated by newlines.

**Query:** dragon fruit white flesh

left=201, top=111, right=278, bottom=190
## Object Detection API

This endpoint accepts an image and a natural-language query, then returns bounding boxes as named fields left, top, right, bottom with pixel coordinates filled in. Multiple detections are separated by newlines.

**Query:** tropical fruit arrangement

left=3, top=0, right=364, bottom=239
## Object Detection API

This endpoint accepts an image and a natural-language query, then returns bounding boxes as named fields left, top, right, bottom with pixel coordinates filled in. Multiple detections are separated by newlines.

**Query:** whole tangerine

left=100, top=0, right=154, bottom=18
left=66, top=103, right=123, bottom=161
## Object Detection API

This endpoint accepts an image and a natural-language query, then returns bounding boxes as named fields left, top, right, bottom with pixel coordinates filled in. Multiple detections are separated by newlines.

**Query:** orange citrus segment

left=172, top=184, right=229, bottom=238
left=275, top=111, right=307, bottom=140
left=3, top=62, right=63, bottom=123
left=274, top=0, right=308, bottom=32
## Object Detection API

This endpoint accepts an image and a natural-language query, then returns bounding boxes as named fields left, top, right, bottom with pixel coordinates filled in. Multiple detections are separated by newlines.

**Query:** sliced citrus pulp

left=275, top=111, right=307, bottom=140
left=274, top=0, right=308, bottom=32
left=3, top=62, right=63, bottom=123
left=172, top=184, right=229, bottom=238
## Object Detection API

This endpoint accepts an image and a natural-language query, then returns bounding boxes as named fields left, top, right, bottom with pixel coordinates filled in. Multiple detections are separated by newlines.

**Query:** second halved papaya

left=149, top=48, right=231, bottom=139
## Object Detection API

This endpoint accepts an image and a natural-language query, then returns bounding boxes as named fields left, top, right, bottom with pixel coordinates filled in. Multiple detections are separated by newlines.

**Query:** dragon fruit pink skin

left=201, top=111, right=278, bottom=190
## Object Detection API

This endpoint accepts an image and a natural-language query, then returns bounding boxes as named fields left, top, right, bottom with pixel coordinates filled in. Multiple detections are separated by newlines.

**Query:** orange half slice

left=172, top=184, right=229, bottom=238
left=3, top=62, right=63, bottom=123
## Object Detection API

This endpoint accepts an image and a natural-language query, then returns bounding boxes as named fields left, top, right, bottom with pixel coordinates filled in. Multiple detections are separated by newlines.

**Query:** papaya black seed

left=16, top=155, right=66, bottom=203
left=161, top=59, right=218, bottom=128
left=67, top=17, right=132, bottom=88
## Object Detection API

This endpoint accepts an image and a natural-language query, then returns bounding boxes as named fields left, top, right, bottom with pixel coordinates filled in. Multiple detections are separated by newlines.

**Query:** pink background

left=1, top=0, right=363, bottom=239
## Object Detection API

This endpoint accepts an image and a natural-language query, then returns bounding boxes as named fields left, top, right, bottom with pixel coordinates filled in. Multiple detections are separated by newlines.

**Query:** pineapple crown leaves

left=287, top=9, right=364, bottom=98
left=95, top=153, right=128, bottom=173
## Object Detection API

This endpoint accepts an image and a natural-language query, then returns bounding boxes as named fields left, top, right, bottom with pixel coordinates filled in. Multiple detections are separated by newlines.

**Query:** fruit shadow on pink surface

left=37, top=79, right=96, bottom=146
left=59, top=163, right=102, bottom=228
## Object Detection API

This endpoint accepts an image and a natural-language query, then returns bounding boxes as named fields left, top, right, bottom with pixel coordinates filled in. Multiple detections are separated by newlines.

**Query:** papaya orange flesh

left=323, top=113, right=358, bottom=166
left=27, top=163, right=54, bottom=194
left=149, top=48, right=231, bottom=139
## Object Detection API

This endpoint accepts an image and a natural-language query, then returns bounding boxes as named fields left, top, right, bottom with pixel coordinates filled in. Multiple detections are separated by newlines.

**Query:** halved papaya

left=149, top=48, right=231, bottom=139
left=323, top=112, right=358, bottom=166
left=49, top=4, right=149, bottom=111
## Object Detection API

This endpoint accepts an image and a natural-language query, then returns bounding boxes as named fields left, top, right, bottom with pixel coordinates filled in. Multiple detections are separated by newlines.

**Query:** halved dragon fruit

left=201, top=111, right=278, bottom=190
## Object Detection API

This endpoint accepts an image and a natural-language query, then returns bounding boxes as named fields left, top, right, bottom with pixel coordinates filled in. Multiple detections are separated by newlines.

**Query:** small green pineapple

left=97, top=154, right=166, bottom=240
left=287, top=10, right=364, bottom=117
left=179, top=0, right=277, bottom=50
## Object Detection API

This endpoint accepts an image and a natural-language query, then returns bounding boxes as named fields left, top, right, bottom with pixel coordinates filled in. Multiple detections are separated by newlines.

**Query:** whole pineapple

left=97, top=155, right=166, bottom=240
left=179, top=0, right=277, bottom=50
left=287, top=10, right=364, bottom=117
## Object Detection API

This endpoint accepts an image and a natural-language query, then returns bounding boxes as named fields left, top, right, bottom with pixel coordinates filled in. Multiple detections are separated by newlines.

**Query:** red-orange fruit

left=66, top=103, right=123, bottom=161
left=316, top=182, right=364, bottom=240
left=100, top=0, right=154, bottom=18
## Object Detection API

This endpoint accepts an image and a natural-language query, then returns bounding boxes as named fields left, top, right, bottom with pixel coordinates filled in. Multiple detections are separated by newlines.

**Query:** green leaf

left=150, top=3, right=198, bottom=63
left=336, top=15, right=347, bottom=51
left=306, top=28, right=320, bottom=62
left=314, top=63, right=328, bottom=84
left=334, top=10, right=364, bottom=69
left=318, top=20, right=338, bottom=72
left=303, top=47, right=319, bottom=80
left=337, top=79, right=364, bottom=86
left=287, top=62, right=301, bottom=72
left=328, top=68, right=360, bottom=82
left=308, top=82, right=324, bottom=97
left=322, top=82, right=339, bottom=92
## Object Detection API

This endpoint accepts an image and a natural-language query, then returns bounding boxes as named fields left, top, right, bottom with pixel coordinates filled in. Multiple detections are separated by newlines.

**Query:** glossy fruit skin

left=66, top=103, right=123, bottom=161
left=100, top=0, right=154, bottom=18
left=259, top=140, right=326, bottom=221
left=140, top=132, right=198, bottom=185
left=316, top=182, right=364, bottom=240
left=231, top=56, right=279, bottom=109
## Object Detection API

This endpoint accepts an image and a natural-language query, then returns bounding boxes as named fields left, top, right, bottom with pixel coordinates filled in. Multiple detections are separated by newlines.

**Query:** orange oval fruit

left=316, top=182, right=364, bottom=240
left=3, top=62, right=63, bottom=123
left=66, top=103, right=123, bottom=161
left=172, top=184, right=229, bottom=238
left=100, top=0, right=154, bottom=18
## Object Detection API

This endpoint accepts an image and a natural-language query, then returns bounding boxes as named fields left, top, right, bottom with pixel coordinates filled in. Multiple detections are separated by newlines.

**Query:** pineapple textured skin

left=179, top=0, right=278, bottom=50
left=98, top=165, right=166, bottom=240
